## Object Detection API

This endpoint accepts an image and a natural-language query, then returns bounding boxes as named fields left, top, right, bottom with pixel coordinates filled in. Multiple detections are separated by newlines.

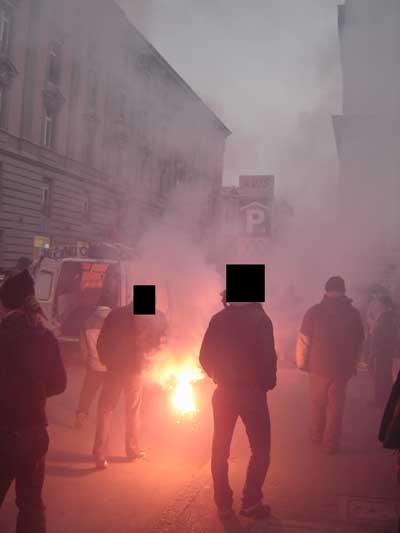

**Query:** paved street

left=1, top=362, right=399, bottom=533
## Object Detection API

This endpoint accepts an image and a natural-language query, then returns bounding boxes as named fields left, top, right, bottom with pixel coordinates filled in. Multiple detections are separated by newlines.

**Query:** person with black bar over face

left=200, top=264, right=277, bottom=521
left=93, top=285, right=167, bottom=470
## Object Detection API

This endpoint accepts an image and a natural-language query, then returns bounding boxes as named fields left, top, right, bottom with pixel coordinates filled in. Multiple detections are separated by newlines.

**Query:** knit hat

left=325, top=276, right=346, bottom=293
left=0, top=269, right=35, bottom=310
left=16, top=256, right=32, bottom=271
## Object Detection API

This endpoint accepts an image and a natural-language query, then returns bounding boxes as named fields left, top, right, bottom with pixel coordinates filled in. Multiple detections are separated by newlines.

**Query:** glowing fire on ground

left=147, top=352, right=204, bottom=419
left=170, top=365, right=203, bottom=417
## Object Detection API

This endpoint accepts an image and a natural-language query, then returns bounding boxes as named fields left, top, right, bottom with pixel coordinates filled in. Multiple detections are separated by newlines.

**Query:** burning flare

left=170, top=365, right=203, bottom=417
left=147, top=350, right=204, bottom=418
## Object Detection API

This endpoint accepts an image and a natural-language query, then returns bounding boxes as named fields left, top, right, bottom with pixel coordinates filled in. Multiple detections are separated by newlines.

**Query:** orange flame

left=147, top=350, right=204, bottom=418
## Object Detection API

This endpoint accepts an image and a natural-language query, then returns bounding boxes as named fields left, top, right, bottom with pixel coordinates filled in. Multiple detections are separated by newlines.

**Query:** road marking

left=340, top=496, right=399, bottom=524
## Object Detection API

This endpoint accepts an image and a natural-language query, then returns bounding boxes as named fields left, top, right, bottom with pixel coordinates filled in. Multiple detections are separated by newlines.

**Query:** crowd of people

left=0, top=267, right=400, bottom=531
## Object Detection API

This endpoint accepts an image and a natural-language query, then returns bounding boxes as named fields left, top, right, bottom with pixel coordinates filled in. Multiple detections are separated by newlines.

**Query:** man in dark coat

left=296, top=276, right=364, bottom=454
left=0, top=270, right=67, bottom=533
left=93, top=304, right=167, bottom=469
left=379, top=369, right=400, bottom=483
left=199, top=293, right=277, bottom=520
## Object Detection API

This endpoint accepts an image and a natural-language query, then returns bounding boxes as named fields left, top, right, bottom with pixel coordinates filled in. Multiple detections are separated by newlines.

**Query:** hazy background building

left=0, top=0, right=229, bottom=269
left=333, top=0, right=400, bottom=260
left=212, top=175, right=275, bottom=268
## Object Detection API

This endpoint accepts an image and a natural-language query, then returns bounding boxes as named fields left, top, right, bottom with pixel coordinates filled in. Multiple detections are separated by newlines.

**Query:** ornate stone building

left=0, top=0, right=230, bottom=268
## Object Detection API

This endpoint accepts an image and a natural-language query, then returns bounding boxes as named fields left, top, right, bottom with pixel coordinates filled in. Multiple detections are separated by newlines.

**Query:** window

left=84, top=132, right=94, bottom=166
left=43, top=111, right=54, bottom=147
left=83, top=195, right=90, bottom=221
left=88, top=76, right=97, bottom=113
left=41, top=181, right=52, bottom=216
left=0, top=87, right=6, bottom=128
left=118, top=91, right=126, bottom=121
left=48, top=42, right=62, bottom=85
left=0, top=7, right=10, bottom=55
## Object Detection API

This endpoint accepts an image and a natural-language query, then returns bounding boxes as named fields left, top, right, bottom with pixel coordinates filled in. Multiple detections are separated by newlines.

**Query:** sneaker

left=74, top=412, right=87, bottom=429
left=126, top=450, right=146, bottom=462
left=217, top=507, right=235, bottom=520
left=95, top=458, right=108, bottom=470
left=240, top=503, right=271, bottom=520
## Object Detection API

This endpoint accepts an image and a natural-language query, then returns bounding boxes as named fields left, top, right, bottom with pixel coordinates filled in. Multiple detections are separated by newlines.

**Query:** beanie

left=325, top=276, right=346, bottom=294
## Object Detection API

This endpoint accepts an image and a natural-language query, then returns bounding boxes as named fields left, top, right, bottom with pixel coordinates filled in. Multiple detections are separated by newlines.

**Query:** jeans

left=77, top=368, right=105, bottom=415
left=93, top=372, right=143, bottom=460
left=211, top=386, right=271, bottom=510
left=0, top=427, right=49, bottom=533
left=309, top=374, right=348, bottom=449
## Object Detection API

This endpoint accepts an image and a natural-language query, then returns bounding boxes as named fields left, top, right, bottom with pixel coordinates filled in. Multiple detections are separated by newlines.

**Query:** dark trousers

left=0, top=428, right=49, bottom=533
left=211, top=386, right=271, bottom=510
left=77, top=368, right=105, bottom=415
left=374, top=357, right=393, bottom=407
left=93, top=372, right=143, bottom=460
left=309, top=374, right=348, bottom=450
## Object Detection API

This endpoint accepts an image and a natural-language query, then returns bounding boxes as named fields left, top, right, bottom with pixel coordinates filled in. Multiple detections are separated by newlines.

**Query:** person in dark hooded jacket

left=368, top=295, right=398, bottom=407
left=379, top=369, right=400, bottom=483
left=0, top=270, right=67, bottom=533
left=199, top=291, right=277, bottom=520
left=93, top=303, right=167, bottom=469
left=296, top=276, right=364, bottom=454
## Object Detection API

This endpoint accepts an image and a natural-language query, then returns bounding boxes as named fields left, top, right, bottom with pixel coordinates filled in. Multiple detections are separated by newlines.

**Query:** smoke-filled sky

left=117, top=0, right=342, bottom=202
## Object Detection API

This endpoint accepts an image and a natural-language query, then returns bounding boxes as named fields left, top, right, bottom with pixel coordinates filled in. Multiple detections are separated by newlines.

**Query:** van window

left=36, top=271, right=53, bottom=301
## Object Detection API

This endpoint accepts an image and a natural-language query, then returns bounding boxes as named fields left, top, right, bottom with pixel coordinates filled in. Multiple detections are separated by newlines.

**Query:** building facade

left=333, top=0, right=400, bottom=249
left=212, top=175, right=275, bottom=267
left=0, top=0, right=230, bottom=268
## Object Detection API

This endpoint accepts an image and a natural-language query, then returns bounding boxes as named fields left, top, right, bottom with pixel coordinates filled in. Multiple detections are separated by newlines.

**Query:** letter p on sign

left=245, top=207, right=265, bottom=235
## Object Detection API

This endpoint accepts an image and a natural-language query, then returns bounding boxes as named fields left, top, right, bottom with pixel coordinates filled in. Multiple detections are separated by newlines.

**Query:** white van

left=34, top=253, right=170, bottom=354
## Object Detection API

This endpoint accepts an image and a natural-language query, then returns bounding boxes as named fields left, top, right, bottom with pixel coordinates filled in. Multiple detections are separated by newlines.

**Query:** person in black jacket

left=93, top=304, right=167, bottom=469
left=296, top=276, right=364, bottom=454
left=0, top=270, right=67, bottom=533
left=199, top=292, right=277, bottom=520
left=379, top=369, right=400, bottom=485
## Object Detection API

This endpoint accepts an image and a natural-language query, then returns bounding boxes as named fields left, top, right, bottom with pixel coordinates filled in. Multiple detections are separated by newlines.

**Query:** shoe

left=240, top=503, right=271, bottom=520
left=95, top=458, right=108, bottom=470
left=126, top=450, right=146, bottom=462
left=217, top=507, right=235, bottom=520
left=74, top=412, right=87, bottom=429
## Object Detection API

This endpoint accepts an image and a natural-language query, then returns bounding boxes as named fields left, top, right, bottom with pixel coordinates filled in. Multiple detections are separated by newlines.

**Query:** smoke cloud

left=117, top=2, right=400, bottom=361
